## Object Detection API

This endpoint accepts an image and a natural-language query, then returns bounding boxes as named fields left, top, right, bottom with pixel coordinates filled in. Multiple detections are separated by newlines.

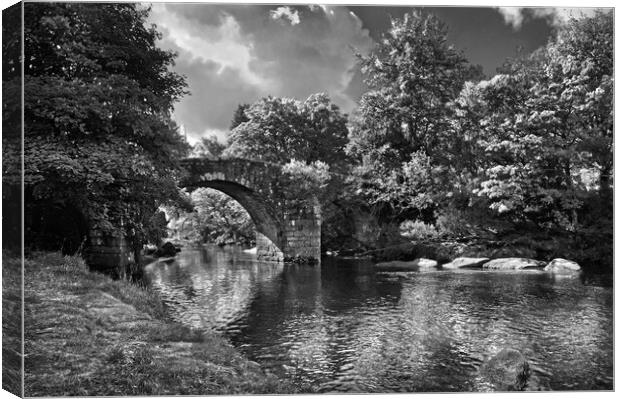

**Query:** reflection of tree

left=146, top=247, right=283, bottom=331
left=147, top=251, right=612, bottom=392
left=229, top=260, right=405, bottom=389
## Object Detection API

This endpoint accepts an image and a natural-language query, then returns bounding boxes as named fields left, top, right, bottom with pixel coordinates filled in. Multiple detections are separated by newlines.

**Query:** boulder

left=442, top=257, right=490, bottom=269
left=481, top=348, right=531, bottom=391
left=482, top=258, right=546, bottom=270
left=156, top=242, right=181, bottom=257
left=544, top=258, right=581, bottom=274
left=374, top=258, right=438, bottom=271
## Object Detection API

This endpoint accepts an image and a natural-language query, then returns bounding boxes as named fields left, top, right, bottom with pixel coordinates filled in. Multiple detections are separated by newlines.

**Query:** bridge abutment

left=282, top=215, right=321, bottom=263
left=84, top=228, right=134, bottom=276
left=255, top=231, right=284, bottom=262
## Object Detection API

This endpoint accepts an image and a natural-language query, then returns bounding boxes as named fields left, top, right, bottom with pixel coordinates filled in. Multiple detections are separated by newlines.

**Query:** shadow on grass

left=21, top=251, right=297, bottom=396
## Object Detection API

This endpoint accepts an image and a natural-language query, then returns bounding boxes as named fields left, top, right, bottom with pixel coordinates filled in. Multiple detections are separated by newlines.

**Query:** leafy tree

left=346, top=11, right=482, bottom=222
left=281, top=160, right=331, bottom=214
left=172, top=189, right=254, bottom=246
left=225, top=93, right=349, bottom=169
left=2, top=4, right=23, bottom=250
left=3, top=3, right=189, bottom=256
left=192, top=134, right=226, bottom=158
left=229, top=103, right=250, bottom=130
left=463, top=12, right=613, bottom=231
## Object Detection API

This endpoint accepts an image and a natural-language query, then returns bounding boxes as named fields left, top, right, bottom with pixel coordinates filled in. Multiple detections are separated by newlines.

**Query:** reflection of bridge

left=179, top=158, right=321, bottom=263
left=85, top=157, right=322, bottom=271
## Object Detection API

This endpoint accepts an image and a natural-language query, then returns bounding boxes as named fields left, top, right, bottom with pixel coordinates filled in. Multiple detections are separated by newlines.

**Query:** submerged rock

left=482, top=258, right=545, bottom=270
left=374, top=258, right=438, bottom=271
left=544, top=258, right=581, bottom=274
left=442, top=257, right=490, bottom=269
left=156, top=242, right=181, bottom=257
left=481, top=348, right=531, bottom=391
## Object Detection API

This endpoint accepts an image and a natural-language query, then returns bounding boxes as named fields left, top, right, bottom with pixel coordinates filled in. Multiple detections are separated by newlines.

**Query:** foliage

left=230, top=103, right=250, bottom=130
left=281, top=160, right=331, bottom=214
left=191, top=188, right=255, bottom=246
left=192, top=134, right=226, bottom=158
left=166, top=189, right=255, bottom=247
left=225, top=93, right=349, bottom=169
left=3, top=3, right=189, bottom=253
left=399, top=220, right=439, bottom=240
left=453, top=11, right=613, bottom=231
left=346, top=12, right=483, bottom=220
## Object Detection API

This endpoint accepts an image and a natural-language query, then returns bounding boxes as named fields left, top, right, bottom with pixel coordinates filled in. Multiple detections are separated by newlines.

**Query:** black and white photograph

left=1, top=0, right=615, bottom=396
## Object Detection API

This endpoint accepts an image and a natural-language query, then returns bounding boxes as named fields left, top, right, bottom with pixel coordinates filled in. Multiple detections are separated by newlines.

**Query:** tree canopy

left=225, top=93, right=349, bottom=168
left=4, top=3, right=189, bottom=253
left=454, top=11, right=613, bottom=231
left=345, top=12, right=483, bottom=222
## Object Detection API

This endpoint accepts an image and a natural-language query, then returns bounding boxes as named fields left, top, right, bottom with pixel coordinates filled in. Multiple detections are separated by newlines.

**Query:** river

left=144, top=245, right=613, bottom=392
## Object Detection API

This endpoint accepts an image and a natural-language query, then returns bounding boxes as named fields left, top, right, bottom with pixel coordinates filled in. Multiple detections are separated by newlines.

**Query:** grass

left=2, top=251, right=23, bottom=396
left=10, top=251, right=296, bottom=396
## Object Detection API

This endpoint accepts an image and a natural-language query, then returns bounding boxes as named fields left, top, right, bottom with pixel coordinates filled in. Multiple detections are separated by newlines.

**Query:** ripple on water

left=146, top=247, right=613, bottom=392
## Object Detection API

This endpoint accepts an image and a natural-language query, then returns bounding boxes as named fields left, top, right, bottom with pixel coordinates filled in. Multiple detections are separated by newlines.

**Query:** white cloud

left=149, top=4, right=270, bottom=89
left=270, top=6, right=301, bottom=26
left=532, top=8, right=598, bottom=27
left=496, top=7, right=525, bottom=30
left=497, top=7, right=602, bottom=30
left=149, top=4, right=373, bottom=143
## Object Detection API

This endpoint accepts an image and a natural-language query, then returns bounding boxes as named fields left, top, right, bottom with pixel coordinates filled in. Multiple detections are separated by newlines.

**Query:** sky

left=147, top=3, right=605, bottom=143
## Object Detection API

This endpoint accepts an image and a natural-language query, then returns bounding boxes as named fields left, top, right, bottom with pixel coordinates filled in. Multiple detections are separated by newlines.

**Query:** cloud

left=496, top=7, right=601, bottom=30
left=495, top=7, right=525, bottom=30
left=149, top=4, right=373, bottom=143
left=270, top=6, right=300, bottom=26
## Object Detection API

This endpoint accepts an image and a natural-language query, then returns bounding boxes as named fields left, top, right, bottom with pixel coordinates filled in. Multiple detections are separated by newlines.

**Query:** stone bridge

left=179, top=157, right=321, bottom=263
left=84, top=157, right=323, bottom=273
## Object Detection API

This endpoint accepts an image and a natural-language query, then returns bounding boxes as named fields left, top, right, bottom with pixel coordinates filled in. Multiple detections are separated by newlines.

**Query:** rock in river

left=442, top=257, right=489, bottom=269
left=544, top=258, right=581, bottom=274
left=481, top=348, right=531, bottom=391
left=482, top=258, right=546, bottom=270
left=375, top=258, right=438, bottom=271
left=156, top=242, right=181, bottom=257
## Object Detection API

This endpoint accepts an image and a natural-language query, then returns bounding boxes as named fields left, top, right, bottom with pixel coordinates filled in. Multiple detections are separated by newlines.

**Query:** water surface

left=145, top=246, right=613, bottom=392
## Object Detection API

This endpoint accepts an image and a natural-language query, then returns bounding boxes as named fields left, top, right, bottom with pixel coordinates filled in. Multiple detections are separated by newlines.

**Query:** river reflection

left=145, top=246, right=613, bottom=392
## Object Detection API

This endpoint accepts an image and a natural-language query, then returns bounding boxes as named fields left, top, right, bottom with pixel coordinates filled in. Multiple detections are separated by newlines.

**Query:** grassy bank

left=13, top=252, right=294, bottom=396
left=2, top=253, right=22, bottom=396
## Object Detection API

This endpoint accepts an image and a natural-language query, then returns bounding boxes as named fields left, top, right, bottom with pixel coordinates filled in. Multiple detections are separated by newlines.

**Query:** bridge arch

left=179, top=158, right=321, bottom=263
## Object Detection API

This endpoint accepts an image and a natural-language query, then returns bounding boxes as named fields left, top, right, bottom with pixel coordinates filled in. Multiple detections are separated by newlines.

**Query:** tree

left=180, top=188, right=254, bottom=246
left=465, top=12, right=613, bottom=231
left=192, top=134, right=226, bottom=158
left=224, top=93, right=349, bottom=169
left=4, top=3, right=189, bottom=256
left=229, top=103, right=250, bottom=130
left=346, top=11, right=482, bottom=222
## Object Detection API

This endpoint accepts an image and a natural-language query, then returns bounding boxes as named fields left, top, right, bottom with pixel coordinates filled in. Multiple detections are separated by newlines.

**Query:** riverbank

left=358, top=231, right=612, bottom=274
left=13, top=252, right=294, bottom=396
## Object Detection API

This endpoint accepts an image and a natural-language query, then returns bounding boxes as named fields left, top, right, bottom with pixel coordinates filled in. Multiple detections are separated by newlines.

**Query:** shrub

left=399, top=220, right=439, bottom=240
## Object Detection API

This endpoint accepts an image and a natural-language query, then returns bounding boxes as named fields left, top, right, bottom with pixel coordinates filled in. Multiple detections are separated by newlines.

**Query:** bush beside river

left=9, top=252, right=294, bottom=396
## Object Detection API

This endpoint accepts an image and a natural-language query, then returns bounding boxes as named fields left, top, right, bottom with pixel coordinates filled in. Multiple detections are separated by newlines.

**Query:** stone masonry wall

left=84, top=229, right=133, bottom=274
left=283, top=216, right=321, bottom=262
left=181, top=157, right=322, bottom=264
left=256, top=231, right=284, bottom=262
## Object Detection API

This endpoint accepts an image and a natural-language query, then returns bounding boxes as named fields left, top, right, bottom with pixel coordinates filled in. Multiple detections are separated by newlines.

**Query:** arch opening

left=183, top=180, right=285, bottom=261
